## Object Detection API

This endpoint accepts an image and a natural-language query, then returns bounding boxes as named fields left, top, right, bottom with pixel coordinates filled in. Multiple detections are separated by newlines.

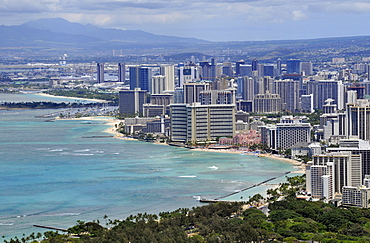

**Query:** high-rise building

left=187, top=103, right=235, bottom=143
left=308, top=152, right=362, bottom=196
left=169, top=104, right=188, bottom=142
left=199, top=61, right=211, bottom=80
left=210, top=58, right=218, bottom=80
left=346, top=99, right=370, bottom=141
left=178, top=64, right=199, bottom=87
left=306, top=80, right=345, bottom=110
left=151, top=75, right=167, bottom=94
left=356, top=81, right=370, bottom=96
left=327, top=139, right=370, bottom=181
left=286, top=59, right=301, bottom=74
left=253, top=92, right=282, bottom=113
left=347, top=86, right=365, bottom=99
left=118, top=63, right=125, bottom=82
left=119, top=88, right=147, bottom=117
left=239, top=64, right=252, bottom=77
left=261, top=116, right=311, bottom=150
left=321, top=112, right=346, bottom=143
left=342, top=185, right=370, bottom=208
left=256, top=76, right=274, bottom=94
left=222, top=62, right=233, bottom=77
left=160, top=65, right=175, bottom=91
left=275, top=118, right=311, bottom=150
left=276, top=58, right=282, bottom=76
left=236, top=100, right=253, bottom=113
left=139, top=67, right=152, bottom=92
left=129, top=66, right=140, bottom=90
left=170, top=103, right=235, bottom=143
left=143, top=93, right=173, bottom=117
left=274, top=79, right=300, bottom=113
left=263, top=64, right=275, bottom=77
left=257, top=63, right=264, bottom=77
left=183, top=82, right=210, bottom=104
left=199, top=90, right=235, bottom=105
left=308, top=163, right=333, bottom=200
left=173, top=87, right=184, bottom=104
left=252, top=59, right=258, bottom=71
left=300, top=94, right=314, bottom=113
left=152, top=65, right=175, bottom=95
left=237, top=76, right=255, bottom=101
left=150, top=94, right=173, bottom=106
left=97, top=63, right=104, bottom=83
left=301, top=62, right=313, bottom=76
left=348, top=91, right=358, bottom=105
left=129, top=66, right=153, bottom=92
left=235, top=60, right=246, bottom=76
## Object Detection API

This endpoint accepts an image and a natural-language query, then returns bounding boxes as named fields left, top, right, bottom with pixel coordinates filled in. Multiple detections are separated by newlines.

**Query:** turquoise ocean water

left=0, top=93, right=298, bottom=238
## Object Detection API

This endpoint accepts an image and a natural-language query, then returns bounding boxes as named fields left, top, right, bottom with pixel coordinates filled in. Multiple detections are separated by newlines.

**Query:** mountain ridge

left=21, top=18, right=209, bottom=44
left=1, top=18, right=370, bottom=59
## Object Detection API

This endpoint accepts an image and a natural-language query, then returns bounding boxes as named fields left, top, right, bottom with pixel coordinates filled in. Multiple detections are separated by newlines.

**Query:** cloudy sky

left=1, top=0, right=370, bottom=41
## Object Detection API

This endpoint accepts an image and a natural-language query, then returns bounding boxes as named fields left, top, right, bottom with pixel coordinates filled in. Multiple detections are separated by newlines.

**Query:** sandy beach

left=99, top=119, right=306, bottom=173
left=193, top=149, right=305, bottom=173
left=65, top=116, right=306, bottom=175
left=60, top=116, right=304, bottom=203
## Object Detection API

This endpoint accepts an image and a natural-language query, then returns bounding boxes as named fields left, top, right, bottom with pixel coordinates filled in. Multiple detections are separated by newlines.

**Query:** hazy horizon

left=1, top=0, right=370, bottom=42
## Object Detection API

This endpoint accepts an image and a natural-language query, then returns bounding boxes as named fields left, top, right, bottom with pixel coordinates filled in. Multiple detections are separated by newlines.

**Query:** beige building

left=170, top=103, right=235, bottom=143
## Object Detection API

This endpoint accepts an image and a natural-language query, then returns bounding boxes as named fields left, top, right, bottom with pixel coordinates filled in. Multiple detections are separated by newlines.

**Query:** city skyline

left=1, top=0, right=370, bottom=42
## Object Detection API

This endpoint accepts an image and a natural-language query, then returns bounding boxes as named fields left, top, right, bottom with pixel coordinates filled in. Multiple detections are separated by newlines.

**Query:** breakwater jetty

left=200, top=171, right=291, bottom=203
left=33, top=224, right=68, bottom=232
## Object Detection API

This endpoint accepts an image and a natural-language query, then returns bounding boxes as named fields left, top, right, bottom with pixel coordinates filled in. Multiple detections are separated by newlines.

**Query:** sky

left=1, top=0, right=370, bottom=42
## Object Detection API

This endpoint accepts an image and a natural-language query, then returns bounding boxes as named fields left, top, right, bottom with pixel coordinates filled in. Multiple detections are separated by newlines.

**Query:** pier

left=200, top=171, right=291, bottom=203
left=82, top=135, right=114, bottom=138
left=33, top=224, right=68, bottom=232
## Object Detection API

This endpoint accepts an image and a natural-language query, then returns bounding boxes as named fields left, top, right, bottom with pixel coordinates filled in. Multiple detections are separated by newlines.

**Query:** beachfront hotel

left=170, top=103, right=235, bottom=143
left=260, top=116, right=311, bottom=151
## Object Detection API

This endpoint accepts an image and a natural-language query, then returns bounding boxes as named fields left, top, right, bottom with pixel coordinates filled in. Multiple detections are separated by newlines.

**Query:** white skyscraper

left=160, top=65, right=175, bottom=91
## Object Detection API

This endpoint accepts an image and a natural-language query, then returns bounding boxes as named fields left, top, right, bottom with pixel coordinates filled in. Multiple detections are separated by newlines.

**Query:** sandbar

left=37, top=92, right=109, bottom=103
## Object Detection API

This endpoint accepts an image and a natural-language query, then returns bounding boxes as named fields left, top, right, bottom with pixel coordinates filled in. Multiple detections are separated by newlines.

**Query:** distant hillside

left=22, top=18, right=207, bottom=44
left=1, top=18, right=370, bottom=60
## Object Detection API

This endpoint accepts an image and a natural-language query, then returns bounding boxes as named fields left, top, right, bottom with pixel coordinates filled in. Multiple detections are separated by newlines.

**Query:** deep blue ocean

left=0, top=93, right=297, bottom=239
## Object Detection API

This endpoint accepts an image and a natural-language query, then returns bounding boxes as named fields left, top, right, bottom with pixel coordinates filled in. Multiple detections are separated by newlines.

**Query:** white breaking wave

left=50, top=149, right=64, bottom=152
left=208, top=165, right=218, bottom=170
left=44, top=213, right=81, bottom=217
left=74, top=149, right=90, bottom=152
left=0, top=223, right=14, bottom=226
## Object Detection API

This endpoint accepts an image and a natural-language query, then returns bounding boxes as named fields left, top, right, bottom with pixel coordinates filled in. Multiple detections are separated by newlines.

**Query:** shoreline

left=97, top=118, right=306, bottom=174
left=72, top=116, right=306, bottom=174
left=59, top=116, right=305, bottom=201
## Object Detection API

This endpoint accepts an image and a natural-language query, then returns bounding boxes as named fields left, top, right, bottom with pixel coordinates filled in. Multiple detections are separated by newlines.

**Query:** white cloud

left=0, top=0, right=369, bottom=40
left=292, top=10, right=307, bottom=21
left=0, top=0, right=61, bottom=13
left=1, top=1, right=368, bottom=25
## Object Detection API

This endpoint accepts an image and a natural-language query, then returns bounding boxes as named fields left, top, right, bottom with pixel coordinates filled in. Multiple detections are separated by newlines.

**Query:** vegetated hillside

left=22, top=18, right=208, bottom=44
left=8, top=199, right=370, bottom=242
left=6, top=176, right=370, bottom=243
left=0, top=18, right=210, bottom=56
left=1, top=18, right=370, bottom=60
